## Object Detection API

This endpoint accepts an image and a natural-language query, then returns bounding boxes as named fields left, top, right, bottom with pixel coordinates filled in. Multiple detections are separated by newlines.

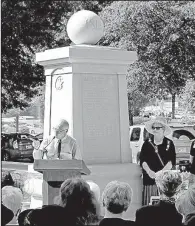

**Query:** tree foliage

left=179, top=79, right=195, bottom=113
left=2, top=0, right=113, bottom=113
left=100, top=1, right=195, bottom=118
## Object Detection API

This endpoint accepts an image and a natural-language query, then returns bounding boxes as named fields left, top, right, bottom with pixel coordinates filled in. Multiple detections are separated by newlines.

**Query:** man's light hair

left=2, top=186, right=23, bottom=215
left=102, top=181, right=133, bottom=214
left=53, top=119, right=69, bottom=131
left=155, top=170, right=182, bottom=197
left=86, top=180, right=101, bottom=201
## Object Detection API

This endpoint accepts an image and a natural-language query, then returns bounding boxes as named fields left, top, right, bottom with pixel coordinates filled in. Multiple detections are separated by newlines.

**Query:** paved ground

left=2, top=161, right=142, bottom=221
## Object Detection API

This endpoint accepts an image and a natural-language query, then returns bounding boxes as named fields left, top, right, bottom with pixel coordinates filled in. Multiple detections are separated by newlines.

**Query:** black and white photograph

left=1, top=1, right=195, bottom=226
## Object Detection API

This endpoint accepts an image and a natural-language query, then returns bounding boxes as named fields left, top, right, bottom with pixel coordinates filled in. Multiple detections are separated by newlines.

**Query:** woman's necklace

left=160, top=196, right=176, bottom=204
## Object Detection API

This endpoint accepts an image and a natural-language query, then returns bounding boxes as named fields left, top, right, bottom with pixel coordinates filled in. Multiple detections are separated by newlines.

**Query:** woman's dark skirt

left=189, top=173, right=195, bottom=187
left=142, top=184, right=159, bottom=206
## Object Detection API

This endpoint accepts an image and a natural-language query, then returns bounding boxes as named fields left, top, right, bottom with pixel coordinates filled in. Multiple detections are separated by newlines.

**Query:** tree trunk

left=16, top=115, right=19, bottom=132
left=172, top=93, right=176, bottom=119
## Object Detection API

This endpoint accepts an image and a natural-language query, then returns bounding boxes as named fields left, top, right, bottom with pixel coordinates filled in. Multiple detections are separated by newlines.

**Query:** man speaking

left=33, top=119, right=81, bottom=160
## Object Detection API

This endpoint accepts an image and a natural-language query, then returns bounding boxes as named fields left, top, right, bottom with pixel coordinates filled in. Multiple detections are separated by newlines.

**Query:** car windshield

left=130, top=128, right=141, bottom=141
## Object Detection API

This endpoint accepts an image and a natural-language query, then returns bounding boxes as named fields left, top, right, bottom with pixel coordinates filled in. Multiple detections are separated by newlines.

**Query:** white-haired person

left=2, top=186, right=23, bottom=225
left=136, top=170, right=183, bottom=226
left=100, top=181, right=135, bottom=226
left=33, top=118, right=81, bottom=160
left=175, top=185, right=195, bottom=226
left=139, top=117, right=176, bottom=206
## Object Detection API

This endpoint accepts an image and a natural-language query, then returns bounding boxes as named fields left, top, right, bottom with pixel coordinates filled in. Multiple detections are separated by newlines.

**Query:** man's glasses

left=53, top=129, right=68, bottom=133
left=152, top=126, right=163, bottom=130
left=58, top=129, right=67, bottom=133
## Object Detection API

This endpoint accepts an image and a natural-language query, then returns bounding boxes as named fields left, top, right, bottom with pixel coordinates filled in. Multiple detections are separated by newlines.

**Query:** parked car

left=129, top=124, right=195, bottom=165
left=19, top=125, right=43, bottom=135
left=1, top=133, right=34, bottom=162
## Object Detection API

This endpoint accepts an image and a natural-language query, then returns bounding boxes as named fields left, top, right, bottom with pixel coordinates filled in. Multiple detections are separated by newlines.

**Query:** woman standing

left=140, top=117, right=176, bottom=206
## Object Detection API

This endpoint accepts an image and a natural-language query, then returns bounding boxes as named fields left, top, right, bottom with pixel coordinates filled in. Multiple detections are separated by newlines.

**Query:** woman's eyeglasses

left=152, top=126, right=163, bottom=130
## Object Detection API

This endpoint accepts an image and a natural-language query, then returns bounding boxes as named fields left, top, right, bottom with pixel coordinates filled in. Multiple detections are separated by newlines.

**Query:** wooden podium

left=33, top=159, right=91, bottom=205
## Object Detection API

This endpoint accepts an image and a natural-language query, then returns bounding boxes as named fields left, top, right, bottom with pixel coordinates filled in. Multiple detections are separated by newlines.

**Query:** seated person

left=100, top=180, right=135, bottom=226
left=175, top=185, right=195, bottom=225
left=18, top=205, right=68, bottom=226
left=2, top=203, right=14, bottom=226
left=33, top=118, right=81, bottom=160
left=57, top=177, right=100, bottom=225
left=135, top=170, right=183, bottom=226
left=2, top=186, right=23, bottom=225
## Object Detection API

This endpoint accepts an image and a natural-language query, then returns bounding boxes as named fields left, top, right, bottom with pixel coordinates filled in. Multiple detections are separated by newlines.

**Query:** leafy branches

left=2, top=0, right=113, bottom=113
left=100, top=1, right=195, bottom=118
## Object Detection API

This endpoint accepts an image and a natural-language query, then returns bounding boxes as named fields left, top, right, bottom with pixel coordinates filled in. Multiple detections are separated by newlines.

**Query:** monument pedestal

left=36, top=45, right=137, bottom=164
left=33, top=159, right=90, bottom=205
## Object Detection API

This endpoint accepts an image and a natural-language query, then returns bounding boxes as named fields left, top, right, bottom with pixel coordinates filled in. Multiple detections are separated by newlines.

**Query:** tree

left=2, top=0, right=113, bottom=113
left=100, top=1, right=195, bottom=118
left=2, top=85, right=45, bottom=126
left=126, top=64, right=150, bottom=125
left=2, top=0, right=66, bottom=113
left=179, top=79, right=195, bottom=113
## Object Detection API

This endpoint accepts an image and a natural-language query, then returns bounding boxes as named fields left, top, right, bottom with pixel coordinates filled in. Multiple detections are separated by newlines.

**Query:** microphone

left=42, top=136, right=55, bottom=154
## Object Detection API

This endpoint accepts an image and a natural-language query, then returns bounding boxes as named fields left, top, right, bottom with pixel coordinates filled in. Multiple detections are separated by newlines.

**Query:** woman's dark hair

left=2, top=171, right=14, bottom=188
left=59, top=178, right=100, bottom=225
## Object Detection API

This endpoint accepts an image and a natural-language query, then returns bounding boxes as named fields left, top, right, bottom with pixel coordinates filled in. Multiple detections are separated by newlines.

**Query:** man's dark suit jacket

left=135, top=200, right=183, bottom=226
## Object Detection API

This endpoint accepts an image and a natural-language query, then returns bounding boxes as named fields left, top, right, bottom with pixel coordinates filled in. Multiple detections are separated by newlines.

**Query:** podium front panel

left=42, top=170, right=81, bottom=205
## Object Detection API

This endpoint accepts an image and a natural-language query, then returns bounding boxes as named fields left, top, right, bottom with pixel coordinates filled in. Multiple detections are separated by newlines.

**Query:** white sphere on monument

left=67, top=10, right=104, bottom=45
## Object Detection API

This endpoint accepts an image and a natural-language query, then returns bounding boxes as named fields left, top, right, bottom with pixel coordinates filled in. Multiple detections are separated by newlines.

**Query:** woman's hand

left=142, top=162, right=156, bottom=179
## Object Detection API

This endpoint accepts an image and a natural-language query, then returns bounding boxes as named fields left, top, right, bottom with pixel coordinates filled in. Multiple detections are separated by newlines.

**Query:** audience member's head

left=58, top=177, right=100, bottom=225
left=1, top=171, right=14, bottom=188
left=175, top=185, right=195, bottom=221
left=86, top=180, right=101, bottom=201
left=155, top=170, right=182, bottom=199
left=102, top=181, right=133, bottom=217
left=2, top=203, right=14, bottom=226
left=19, top=205, right=67, bottom=226
left=2, top=186, right=23, bottom=223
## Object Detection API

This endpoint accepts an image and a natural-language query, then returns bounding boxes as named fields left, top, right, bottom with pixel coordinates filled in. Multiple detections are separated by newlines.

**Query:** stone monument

left=36, top=10, right=137, bottom=164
